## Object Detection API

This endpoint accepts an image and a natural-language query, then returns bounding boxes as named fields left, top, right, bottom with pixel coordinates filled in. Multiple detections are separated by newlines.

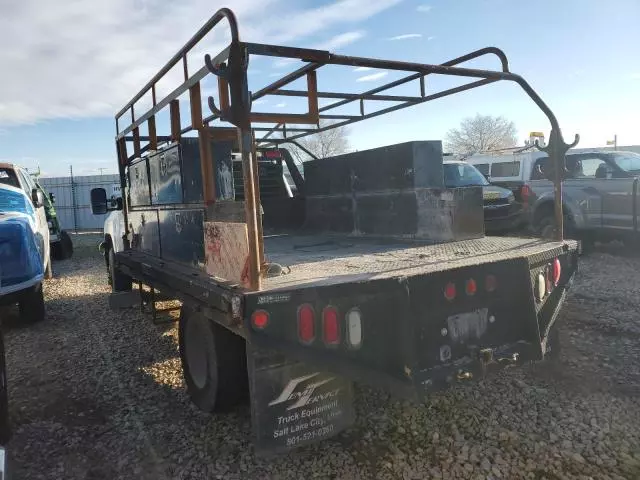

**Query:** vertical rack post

left=238, top=127, right=262, bottom=290
left=229, top=43, right=262, bottom=290
left=251, top=131, right=265, bottom=267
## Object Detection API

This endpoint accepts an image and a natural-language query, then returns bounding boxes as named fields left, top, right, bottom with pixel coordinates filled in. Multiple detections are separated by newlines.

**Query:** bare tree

left=445, top=114, right=517, bottom=155
left=286, top=120, right=351, bottom=162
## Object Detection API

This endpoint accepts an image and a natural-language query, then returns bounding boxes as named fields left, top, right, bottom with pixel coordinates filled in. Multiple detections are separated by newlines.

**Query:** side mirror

left=32, top=188, right=45, bottom=207
left=90, top=188, right=108, bottom=215
left=49, top=192, right=55, bottom=204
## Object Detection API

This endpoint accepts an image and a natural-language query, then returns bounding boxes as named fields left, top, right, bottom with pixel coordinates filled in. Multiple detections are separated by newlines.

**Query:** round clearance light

left=535, top=273, right=546, bottom=301
left=552, top=258, right=561, bottom=286
left=345, top=308, right=362, bottom=348
left=444, top=282, right=456, bottom=301
left=485, top=274, right=497, bottom=292
left=251, top=310, right=269, bottom=329
left=465, top=278, right=477, bottom=296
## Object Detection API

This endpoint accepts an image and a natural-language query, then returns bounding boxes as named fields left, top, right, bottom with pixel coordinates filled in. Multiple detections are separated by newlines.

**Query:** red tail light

left=465, top=279, right=477, bottom=296
left=251, top=310, right=269, bottom=329
left=322, top=306, right=340, bottom=346
left=552, top=258, right=561, bottom=286
left=297, top=304, right=316, bottom=343
left=444, top=282, right=456, bottom=301
left=264, top=149, right=281, bottom=159
left=521, top=185, right=531, bottom=206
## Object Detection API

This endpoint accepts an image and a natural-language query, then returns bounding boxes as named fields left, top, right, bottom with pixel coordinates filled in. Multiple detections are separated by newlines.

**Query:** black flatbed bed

left=119, top=234, right=576, bottom=299
left=262, top=234, right=575, bottom=290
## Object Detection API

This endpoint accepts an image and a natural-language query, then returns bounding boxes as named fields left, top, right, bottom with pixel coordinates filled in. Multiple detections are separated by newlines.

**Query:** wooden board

left=204, top=221, right=250, bottom=287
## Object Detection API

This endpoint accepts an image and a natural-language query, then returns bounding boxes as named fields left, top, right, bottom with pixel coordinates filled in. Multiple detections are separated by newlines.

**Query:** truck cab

left=0, top=163, right=52, bottom=278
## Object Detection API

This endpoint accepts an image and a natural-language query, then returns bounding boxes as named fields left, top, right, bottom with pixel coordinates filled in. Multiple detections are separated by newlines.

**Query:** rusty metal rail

left=114, top=7, right=577, bottom=291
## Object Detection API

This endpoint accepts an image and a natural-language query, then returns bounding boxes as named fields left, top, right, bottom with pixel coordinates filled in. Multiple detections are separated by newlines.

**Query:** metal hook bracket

left=534, top=129, right=580, bottom=181
left=204, top=55, right=229, bottom=78
left=207, top=96, right=226, bottom=121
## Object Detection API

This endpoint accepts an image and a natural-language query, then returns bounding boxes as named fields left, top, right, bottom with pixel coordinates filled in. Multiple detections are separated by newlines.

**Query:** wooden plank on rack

left=204, top=221, right=250, bottom=287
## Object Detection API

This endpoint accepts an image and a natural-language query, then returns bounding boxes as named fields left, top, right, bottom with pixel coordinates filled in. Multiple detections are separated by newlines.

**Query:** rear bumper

left=245, top=242, right=579, bottom=400
left=0, top=274, right=44, bottom=302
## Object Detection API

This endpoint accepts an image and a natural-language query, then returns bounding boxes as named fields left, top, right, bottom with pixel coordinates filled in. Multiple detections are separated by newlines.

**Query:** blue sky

left=1, top=0, right=639, bottom=176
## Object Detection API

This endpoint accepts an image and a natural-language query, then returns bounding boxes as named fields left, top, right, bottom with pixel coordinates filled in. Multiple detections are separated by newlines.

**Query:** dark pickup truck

left=527, top=150, right=640, bottom=247
left=90, top=6, right=579, bottom=454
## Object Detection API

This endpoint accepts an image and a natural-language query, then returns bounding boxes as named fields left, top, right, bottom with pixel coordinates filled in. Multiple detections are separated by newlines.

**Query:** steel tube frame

left=115, top=8, right=575, bottom=292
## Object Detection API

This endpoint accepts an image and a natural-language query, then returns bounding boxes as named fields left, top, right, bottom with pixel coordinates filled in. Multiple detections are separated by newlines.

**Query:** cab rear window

left=0, top=169, right=20, bottom=188
left=475, top=164, right=490, bottom=176
left=490, top=162, right=520, bottom=177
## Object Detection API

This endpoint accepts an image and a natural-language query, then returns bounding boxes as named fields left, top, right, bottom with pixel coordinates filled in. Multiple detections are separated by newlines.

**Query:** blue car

left=0, top=183, right=48, bottom=323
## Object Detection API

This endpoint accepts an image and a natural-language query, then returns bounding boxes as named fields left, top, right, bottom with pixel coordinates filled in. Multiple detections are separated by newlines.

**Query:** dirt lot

left=2, top=234, right=640, bottom=479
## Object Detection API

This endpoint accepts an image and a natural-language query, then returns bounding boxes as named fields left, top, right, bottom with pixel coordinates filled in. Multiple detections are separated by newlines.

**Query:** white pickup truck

left=0, top=183, right=49, bottom=323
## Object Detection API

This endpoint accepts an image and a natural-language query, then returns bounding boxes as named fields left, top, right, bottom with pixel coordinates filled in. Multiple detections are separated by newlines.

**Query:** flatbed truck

left=90, top=7, right=580, bottom=453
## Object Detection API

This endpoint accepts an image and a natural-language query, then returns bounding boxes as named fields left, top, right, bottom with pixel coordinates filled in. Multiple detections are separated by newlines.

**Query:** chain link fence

left=39, top=174, right=120, bottom=232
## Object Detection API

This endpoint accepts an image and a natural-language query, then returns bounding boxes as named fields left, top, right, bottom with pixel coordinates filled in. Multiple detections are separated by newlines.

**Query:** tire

left=19, top=283, right=45, bottom=323
left=537, top=212, right=576, bottom=241
left=178, top=306, right=248, bottom=412
left=52, top=231, right=73, bottom=260
left=538, top=216, right=556, bottom=240
left=109, top=248, right=132, bottom=292
left=0, top=331, right=10, bottom=445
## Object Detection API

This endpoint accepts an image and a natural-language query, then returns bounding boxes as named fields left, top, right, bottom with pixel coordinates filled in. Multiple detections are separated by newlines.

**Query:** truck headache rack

left=115, top=6, right=578, bottom=291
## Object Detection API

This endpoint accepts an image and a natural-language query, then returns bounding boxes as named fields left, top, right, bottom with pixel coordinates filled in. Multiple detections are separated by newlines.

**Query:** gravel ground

left=2, top=234, right=640, bottom=480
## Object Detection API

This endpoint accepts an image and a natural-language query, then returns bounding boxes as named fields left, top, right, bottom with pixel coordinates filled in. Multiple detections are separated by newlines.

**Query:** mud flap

left=246, top=344, right=355, bottom=454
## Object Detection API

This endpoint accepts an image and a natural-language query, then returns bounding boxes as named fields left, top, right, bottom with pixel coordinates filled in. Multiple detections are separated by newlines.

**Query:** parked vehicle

left=0, top=184, right=47, bottom=323
left=467, top=148, right=640, bottom=246
left=33, top=177, right=74, bottom=260
left=0, top=163, right=53, bottom=277
left=443, top=160, right=524, bottom=232
left=466, top=147, right=542, bottom=227
left=91, top=7, right=578, bottom=454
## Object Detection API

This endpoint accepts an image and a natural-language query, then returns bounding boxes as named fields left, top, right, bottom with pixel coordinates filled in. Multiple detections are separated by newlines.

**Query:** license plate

left=446, top=308, right=489, bottom=343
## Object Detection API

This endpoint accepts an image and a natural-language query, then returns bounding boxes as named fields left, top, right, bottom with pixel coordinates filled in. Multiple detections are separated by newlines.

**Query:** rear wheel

left=108, top=248, right=132, bottom=292
left=19, top=283, right=45, bottom=323
left=537, top=211, right=578, bottom=240
left=178, top=306, right=248, bottom=412
left=538, top=212, right=593, bottom=255
left=52, top=231, right=73, bottom=260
